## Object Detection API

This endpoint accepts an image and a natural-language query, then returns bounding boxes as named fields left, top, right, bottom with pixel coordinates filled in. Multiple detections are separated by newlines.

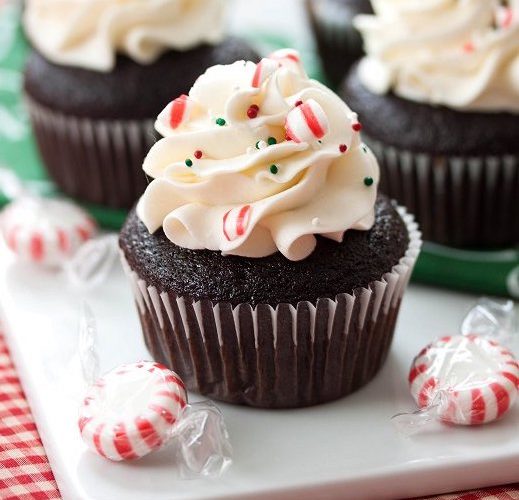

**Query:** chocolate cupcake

left=306, top=0, right=373, bottom=87
left=23, top=0, right=259, bottom=209
left=119, top=50, right=421, bottom=408
left=341, top=1, right=519, bottom=247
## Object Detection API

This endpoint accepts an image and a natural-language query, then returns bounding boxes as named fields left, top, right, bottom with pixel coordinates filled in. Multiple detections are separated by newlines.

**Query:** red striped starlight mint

left=409, top=335, right=519, bottom=425
left=1, top=197, right=96, bottom=267
left=79, top=361, right=187, bottom=461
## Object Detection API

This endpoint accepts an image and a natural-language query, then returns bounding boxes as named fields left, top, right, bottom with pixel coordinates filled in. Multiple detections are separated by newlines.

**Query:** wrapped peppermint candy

left=77, top=306, right=232, bottom=476
left=394, top=299, right=519, bottom=433
left=1, top=196, right=96, bottom=266
left=0, top=168, right=118, bottom=288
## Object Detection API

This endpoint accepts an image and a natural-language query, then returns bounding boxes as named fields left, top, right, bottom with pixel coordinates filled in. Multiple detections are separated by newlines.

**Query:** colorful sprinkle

left=194, top=150, right=203, bottom=159
left=267, top=137, right=277, bottom=146
left=295, top=100, right=303, bottom=107
left=352, top=122, right=362, bottom=132
left=270, top=164, right=279, bottom=174
left=364, top=176, right=374, bottom=186
left=339, top=144, right=348, bottom=153
left=362, top=145, right=368, bottom=153
left=216, top=117, right=226, bottom=126
left=247, top=105, right=259, bottom=119
left=255, top=140, right=267, bottom=150
left=185, top=159, right=193, bottom=167
left=285, top=132, right=292, bottom=141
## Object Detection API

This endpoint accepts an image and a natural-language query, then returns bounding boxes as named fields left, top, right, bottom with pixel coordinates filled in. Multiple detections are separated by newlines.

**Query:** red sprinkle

left=339, top=144, right=348, bottom=153
left=352, top=122, right=362, bottom=132
left=247, top=106, right=258, bottom=119
left=285, top=132, right=293, bottom=141
left=250, top=104, right=259, bottom=111
left=295, top=100, right=303, bottom=107
left=194, top=150, right=203, bottom=159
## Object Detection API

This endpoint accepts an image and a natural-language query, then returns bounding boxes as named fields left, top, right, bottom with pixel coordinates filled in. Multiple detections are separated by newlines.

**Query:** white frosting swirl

left=24, top=0, right=226, bottom=72
left=137, top=52, right=379, bottom=261
left=355, top=0, right=519, bottom=112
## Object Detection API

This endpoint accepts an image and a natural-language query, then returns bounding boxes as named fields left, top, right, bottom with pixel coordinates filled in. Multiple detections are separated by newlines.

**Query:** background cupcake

left=306, top=0, right=373, bottom=87
left=23, top=0, right=259, bottom=209
left=119, top=51, right=421, bottom=408
left=342, top=0, right=519, bottom=247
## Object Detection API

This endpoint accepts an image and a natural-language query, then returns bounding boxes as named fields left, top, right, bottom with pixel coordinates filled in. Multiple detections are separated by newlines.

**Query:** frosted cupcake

left=23, top=0, right=258, bottom=209
left=342, top=0, right=519, bottom=247
left=119, top=50, right=421, bottom=408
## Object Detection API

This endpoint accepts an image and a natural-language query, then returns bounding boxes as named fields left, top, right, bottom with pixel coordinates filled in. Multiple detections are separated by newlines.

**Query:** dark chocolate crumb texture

left=120, top=195, right=409, bottom=307
left=24, top=37, right=259, bottom=120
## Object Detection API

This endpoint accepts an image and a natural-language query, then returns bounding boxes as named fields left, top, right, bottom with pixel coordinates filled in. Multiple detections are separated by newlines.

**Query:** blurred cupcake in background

left=306, top=0, right=373, bottom=87
left=341, top=0, right=519, bottom=248
left=23, top=0, right=259, bottom=209
left=119, top=50, right=421, bottom=409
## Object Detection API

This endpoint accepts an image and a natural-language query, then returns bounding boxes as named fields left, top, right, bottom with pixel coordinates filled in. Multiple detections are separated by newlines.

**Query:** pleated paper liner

left=305, top=0, right=369, bottom=87
left=365, top=134, right=519, bottom=248
left=120, top=207, right=421, bottom=409
left=25, top=95, right=156, bottom=210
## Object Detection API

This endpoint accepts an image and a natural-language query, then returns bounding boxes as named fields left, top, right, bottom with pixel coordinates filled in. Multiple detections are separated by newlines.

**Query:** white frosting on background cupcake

left=24, top=0, right=226, bottom=71
left=355, top=0, right=519, bottom=112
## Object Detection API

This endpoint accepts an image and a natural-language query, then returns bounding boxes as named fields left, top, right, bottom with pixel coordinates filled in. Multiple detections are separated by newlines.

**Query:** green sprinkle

left=216, top=117, right=226, bottom=126
left=362, top=144, right=368, bottom=153
left=255, top=141, right=261, bottom=149
left=270, top=164, right=279, bottom=174
left=267, top=136, right=277, bottom=146
left=364, top=176, right=374, bottom=187
left=185, top=158, right=193, bottom=167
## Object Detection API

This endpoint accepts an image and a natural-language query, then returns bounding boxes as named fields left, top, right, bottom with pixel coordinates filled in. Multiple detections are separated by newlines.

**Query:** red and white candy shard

left=496, top=6, right=514, bottom=28
left=251, top=57, right=279, bottom=88
left=168, top=94, right=193, bottom=129
left=79, top=361, right=187, bottom=461
left=268, top=48, right=304, bottom=74
left=285, top=99, right=329, bottom=143
left=223, top=205, right=251, bottom=242
left=409, top=335, right=519, bottom=425
left=1, top=197, right=96, bottom=267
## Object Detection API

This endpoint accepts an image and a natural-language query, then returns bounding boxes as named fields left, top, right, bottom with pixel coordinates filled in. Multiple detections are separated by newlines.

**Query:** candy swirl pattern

left=355, top=0, right=519, bottom=112
left=137, top=50, right=379, bottom=261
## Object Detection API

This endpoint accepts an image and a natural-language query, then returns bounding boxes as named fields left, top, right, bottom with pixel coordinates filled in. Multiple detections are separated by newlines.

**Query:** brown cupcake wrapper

left=305, top=0, right=365, bottom=86
left=121, top=207, right=421, bottom=409
left=365, top=135, right=519, bottom=248
left=26, top=95, right=156, bottom=209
